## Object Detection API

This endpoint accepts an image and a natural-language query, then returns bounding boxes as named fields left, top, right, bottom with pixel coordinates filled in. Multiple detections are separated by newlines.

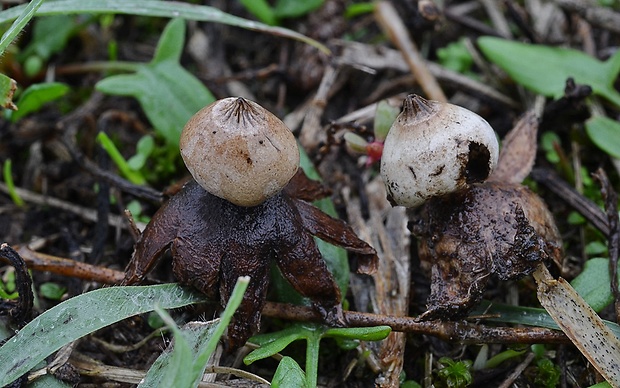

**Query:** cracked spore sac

left=411, top=181, right=563, bottom=320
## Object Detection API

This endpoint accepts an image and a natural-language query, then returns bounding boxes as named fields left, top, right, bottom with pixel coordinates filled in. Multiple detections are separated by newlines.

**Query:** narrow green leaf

left=95, top=19, right=215, bottom=147
left=96, top=131, right=147, bottom=185
left=191, top=276, right=249, bottom=381
left=244, top=327, right=305, bottom=364
left=18, top=15, right=77, bottom=61
left=585, top=115, right=620, bottom=159
left=571, top=258, right=616, bottom=312
left=344, top=3, right=375, bottom=18
left=324, top=325, right=391, bottom=341
left=2, top=159, right=25, bottom=207
left=0, top=0, right=329, bottom=54
left=470, top=301, right=620, bottom=339
left=0, top=0, right=44, bottom=54
left=10, top=82, right=69, bottom=122
left=478, top=37, right=620, bottom=108
left=152, top=15, right=184, bottom=63
left=0, top=284, right=204, bottom=387
left=272, top=356, right=307, bottom=388
left=484, top=349, right=526, bottom=369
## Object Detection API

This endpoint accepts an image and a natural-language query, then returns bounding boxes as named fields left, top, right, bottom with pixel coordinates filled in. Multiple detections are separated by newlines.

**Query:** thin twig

left=480, top=0, right=512, bottom=38
left=498, top=352, right=536, bottom=388
left=374, top=1, right=447, bottom=102
left=0, top=182, right=146, bottom=232
left=553, top=0, right=620, bottom=33
left=530, top=168, right=610, bottom=237
left=298, top=64, right=341, bottom=151
left=336, top=40, right=519, bottom=108
left=3, top=246, right=126, bottom=284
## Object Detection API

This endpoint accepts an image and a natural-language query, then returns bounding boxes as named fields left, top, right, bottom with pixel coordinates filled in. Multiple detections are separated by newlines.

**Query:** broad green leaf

left=0, top=73, right=17, bottom=110
left=0, top=0, right=44, bottom=55
left=343, top=132, right=369, bottom=153
left=0, top=284, right=204, bottom=387
left=585, top=115, right=620, bottom=159
left=478, top=36, right=620, bottom=108
left=96, top=19, right=215, bottom=147
left=373, top=99, right=399, bottom=141
left=571, top=258, right=617, bottom=312
left=272, top=356, right=307, bottom=388
left=239, top=0, right=277, bottom=26
left=273, top=0, right=324, bottom=19
left=0, top=0, right=329, bottom=54
left=127, top=135, right=155, bottom=170
left=18, top=15, right=77, bottom=61
left=10, top=82, right=69, bottom=122
left=437, top=39, right=474, bottom=74
left=39, top=282, right=67, bottom=300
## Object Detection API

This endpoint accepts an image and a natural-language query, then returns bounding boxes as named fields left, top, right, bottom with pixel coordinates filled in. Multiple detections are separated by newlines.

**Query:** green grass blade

left=0, top=0, right=329, bottom=54
left=0, top=284, right=204, bottom=387
left=2, top=159, right=25, bottom=207
left=141, top=277, right=249, bottom=387
left=0, top=0, right=45, bottom=54
left=96, top=131, right=147, bottom=185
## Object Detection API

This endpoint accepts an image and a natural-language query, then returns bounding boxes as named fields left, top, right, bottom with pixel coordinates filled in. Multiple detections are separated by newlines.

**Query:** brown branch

left=262, top=302, right=568, bottom=345
left=1, top=245, right=569, bottom=344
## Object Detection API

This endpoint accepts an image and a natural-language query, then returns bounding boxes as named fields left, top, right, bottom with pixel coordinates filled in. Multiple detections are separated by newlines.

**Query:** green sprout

left=435, top=357, right=473, bottom=388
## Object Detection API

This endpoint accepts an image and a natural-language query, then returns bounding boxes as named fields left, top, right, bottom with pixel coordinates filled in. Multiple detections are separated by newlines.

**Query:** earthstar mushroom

left=124, top=97, right=378, bottom=349
left=380, top=94, right=562, bottom=319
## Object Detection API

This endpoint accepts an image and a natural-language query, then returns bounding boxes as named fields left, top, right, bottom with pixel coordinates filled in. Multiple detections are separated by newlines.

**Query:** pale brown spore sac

left=180, top=97, right=299, bottom=207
